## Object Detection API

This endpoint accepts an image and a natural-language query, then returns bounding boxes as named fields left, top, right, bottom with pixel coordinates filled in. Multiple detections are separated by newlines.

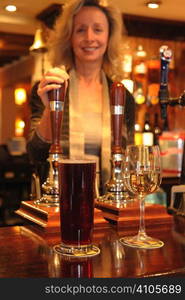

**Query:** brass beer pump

left=98, top=82, right=130, bottom=204
left=35, top=83, right=65, bottom=206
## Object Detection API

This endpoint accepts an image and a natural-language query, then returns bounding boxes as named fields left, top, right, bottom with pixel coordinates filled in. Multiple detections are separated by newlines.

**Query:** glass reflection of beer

left=60, top=258, right=93, bottom=278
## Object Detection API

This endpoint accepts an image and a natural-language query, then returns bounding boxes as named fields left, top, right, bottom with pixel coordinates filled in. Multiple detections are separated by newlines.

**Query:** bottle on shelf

left=147, top=56, right=160, bottom=106
left=134, top=123, right=143, bottom=145
left=142, top=112, right=154, bottom=146
left=121, top=44, right=134, bottom=94
left=133, top=45, right=148, bottom=100
left=153, top=113, right=162, bottom=145
left=133, top=82, right=145, bottom=105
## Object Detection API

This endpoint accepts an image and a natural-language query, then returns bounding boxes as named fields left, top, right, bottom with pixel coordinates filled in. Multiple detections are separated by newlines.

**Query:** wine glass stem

left=138, top=195, right=147, bottom=239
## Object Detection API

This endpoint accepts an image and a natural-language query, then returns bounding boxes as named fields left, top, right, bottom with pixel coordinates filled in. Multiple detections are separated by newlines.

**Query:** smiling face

left=71, top=6, right=109, bottom=66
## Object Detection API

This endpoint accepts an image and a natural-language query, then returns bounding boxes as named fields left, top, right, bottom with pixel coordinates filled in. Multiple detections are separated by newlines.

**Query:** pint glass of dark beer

left=53, top=159, right=100, bottom=257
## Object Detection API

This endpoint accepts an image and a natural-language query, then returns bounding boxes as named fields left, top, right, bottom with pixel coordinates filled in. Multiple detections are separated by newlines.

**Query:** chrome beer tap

left=35, top=83, right=65, bottom=206
left=98, top=82, right=130, bottom=204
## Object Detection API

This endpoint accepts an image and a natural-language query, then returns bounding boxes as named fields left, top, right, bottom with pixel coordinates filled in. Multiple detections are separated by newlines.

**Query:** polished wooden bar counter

left=0, top=211, right=185, bottom=278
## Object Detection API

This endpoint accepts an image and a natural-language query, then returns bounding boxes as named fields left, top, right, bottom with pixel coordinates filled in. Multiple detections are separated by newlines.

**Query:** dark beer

left=58, top=160, right=96, bottom=246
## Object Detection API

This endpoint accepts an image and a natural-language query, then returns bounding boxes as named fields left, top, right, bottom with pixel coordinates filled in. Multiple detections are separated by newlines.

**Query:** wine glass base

left=53, top=243, right=100, bottom=257
left=119, top=235, right=164, bottom=249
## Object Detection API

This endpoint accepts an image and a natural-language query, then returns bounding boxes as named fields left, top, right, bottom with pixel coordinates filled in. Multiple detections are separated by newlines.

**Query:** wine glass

left=119, top=145, right=164, bottom=249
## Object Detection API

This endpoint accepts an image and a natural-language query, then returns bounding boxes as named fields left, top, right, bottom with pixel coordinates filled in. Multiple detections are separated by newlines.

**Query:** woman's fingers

left=37, top=67, right=69, bottom=107
left=45, top=67, right=69, bottom=80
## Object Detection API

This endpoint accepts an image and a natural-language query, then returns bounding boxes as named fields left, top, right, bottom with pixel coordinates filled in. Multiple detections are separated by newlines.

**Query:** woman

left=27, top=0, right=135, bottom=193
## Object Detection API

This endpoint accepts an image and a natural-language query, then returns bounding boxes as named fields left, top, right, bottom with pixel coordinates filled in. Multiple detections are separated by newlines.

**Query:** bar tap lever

left=167, top=91, right=185, bottom=107
left=98, top=82, right=130, bottom=204
left=35, top=82, right=66, bottom=206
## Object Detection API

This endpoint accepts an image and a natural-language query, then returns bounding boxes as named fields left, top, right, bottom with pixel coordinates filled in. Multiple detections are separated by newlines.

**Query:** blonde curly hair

left=48, top=0, right=127, bottom=80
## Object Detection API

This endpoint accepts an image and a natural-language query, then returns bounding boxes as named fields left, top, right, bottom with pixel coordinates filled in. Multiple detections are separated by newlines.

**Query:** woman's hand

left=37, top=66, right=69, bottom=108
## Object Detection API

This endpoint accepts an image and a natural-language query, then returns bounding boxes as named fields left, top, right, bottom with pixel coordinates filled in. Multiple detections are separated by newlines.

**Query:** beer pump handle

left=158, top=45, right=172, bottom=130
left=48, top=82, right=66, bottom=154
left=110, top=82, right=125, bottom=155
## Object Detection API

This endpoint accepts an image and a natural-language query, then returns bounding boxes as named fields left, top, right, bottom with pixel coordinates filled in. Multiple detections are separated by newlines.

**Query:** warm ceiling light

left=5, top=5, right=17, bottom=12
left=146, top=1, right=161, bottom=9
